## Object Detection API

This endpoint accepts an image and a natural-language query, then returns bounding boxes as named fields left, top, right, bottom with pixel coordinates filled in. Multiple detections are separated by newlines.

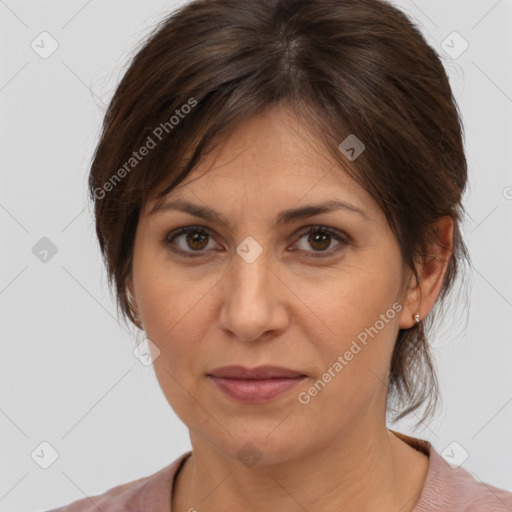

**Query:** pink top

left=45, top=431, right=512, bottom=511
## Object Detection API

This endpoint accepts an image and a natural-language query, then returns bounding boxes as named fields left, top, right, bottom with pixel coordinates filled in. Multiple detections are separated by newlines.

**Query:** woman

left=47, top=0, right=512, bottom=510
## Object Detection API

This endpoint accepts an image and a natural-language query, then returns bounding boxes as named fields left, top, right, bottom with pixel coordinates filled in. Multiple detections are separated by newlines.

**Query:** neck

left=172, top=424, right=428, bottom=512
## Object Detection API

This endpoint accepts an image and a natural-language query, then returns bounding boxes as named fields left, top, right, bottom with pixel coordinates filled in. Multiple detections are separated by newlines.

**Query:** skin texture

left=128, top=104, right=453, bottom=512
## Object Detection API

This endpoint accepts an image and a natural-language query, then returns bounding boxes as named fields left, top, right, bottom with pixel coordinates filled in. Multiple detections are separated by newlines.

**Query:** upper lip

left=208, top=365, right=306, bottom=379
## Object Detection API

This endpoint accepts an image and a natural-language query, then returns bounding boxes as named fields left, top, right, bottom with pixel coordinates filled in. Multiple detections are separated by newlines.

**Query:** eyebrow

left=148, top=198, right=369, bottom=228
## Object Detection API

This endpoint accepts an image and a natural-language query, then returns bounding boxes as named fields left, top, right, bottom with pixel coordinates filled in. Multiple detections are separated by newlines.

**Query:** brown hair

left=89, top=0, right=471, bottom=426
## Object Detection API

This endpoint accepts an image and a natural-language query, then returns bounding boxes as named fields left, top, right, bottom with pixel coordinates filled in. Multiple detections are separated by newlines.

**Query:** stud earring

left=413, top=312, right=420, bottom=324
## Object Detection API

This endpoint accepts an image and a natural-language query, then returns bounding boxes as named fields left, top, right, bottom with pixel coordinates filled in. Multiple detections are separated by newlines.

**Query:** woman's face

left=129, top=105, right=416, bottom=464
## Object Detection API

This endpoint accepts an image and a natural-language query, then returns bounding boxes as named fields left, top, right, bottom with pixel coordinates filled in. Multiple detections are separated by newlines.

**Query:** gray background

left=1, top=1, right=511, bottom=510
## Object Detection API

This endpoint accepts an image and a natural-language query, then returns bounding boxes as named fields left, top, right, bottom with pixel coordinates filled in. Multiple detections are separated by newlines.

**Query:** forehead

left=144, top=105, right=377, bottom=220
left=183, top=106, right=341, bottom=181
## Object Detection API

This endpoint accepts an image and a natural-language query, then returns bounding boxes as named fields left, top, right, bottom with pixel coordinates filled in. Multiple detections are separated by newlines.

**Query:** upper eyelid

left=166, top=223, right=346, bottom=239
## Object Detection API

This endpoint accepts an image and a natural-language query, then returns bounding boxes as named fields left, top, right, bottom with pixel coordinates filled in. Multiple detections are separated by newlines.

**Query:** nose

left=217, top=247, right=289, bottom=342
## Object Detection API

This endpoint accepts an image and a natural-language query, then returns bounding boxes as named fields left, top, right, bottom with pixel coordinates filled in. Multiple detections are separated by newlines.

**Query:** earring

left=413, top=312, right=420, bottom=324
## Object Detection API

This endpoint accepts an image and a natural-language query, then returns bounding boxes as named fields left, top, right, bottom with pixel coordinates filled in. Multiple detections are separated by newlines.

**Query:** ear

left=399, top=215, right=454, bottom=329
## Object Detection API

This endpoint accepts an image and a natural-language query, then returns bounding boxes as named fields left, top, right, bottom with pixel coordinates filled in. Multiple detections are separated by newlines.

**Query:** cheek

left=297, top=298, right=399, bottom=429
left=134, top=263, right=219, bottom=375
left=301, top=263, right=401, bottom=404
left=135, top=259, right=211, bottom=335
left=309, top=261, right=401, bottom=340
left=135, top=268, right=217, bottom=426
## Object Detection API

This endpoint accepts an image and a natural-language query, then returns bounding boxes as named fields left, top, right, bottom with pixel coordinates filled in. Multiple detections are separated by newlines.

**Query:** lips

left=208, top=365, right=306, bottom=379
left=207, top=365, right=307, bottom=403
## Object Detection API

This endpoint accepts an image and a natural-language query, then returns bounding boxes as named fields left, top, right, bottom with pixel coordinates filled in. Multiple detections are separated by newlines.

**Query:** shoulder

left=409, top=437, right=512, bottom=511
left=43, top=452, right=191, bottom=512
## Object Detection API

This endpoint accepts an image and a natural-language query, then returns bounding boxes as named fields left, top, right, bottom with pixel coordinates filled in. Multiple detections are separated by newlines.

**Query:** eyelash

left=164, top=225, right=350, bottom=259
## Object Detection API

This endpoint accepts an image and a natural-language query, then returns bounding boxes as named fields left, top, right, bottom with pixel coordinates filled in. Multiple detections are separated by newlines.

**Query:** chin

left=204, top=428, right=307, bottom=467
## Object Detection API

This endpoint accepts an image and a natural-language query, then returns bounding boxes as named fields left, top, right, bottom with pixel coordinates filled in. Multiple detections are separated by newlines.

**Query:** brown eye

left=165, top=226, right=217, bottom=258
left=293, top=226, right=349, bottom=257
left=308, top=232, right=331, bottom=251
left=164, top=224, right=349, bottom=260
left=186, top=231, right=209, bottom=250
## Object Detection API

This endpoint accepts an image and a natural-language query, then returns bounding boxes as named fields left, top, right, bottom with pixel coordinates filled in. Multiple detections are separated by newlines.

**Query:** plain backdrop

left=1, top=1, right=511, bottom=511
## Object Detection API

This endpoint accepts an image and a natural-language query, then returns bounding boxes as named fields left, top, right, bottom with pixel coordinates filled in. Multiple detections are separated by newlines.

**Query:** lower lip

left=208, top=375, right=306, bottom=403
